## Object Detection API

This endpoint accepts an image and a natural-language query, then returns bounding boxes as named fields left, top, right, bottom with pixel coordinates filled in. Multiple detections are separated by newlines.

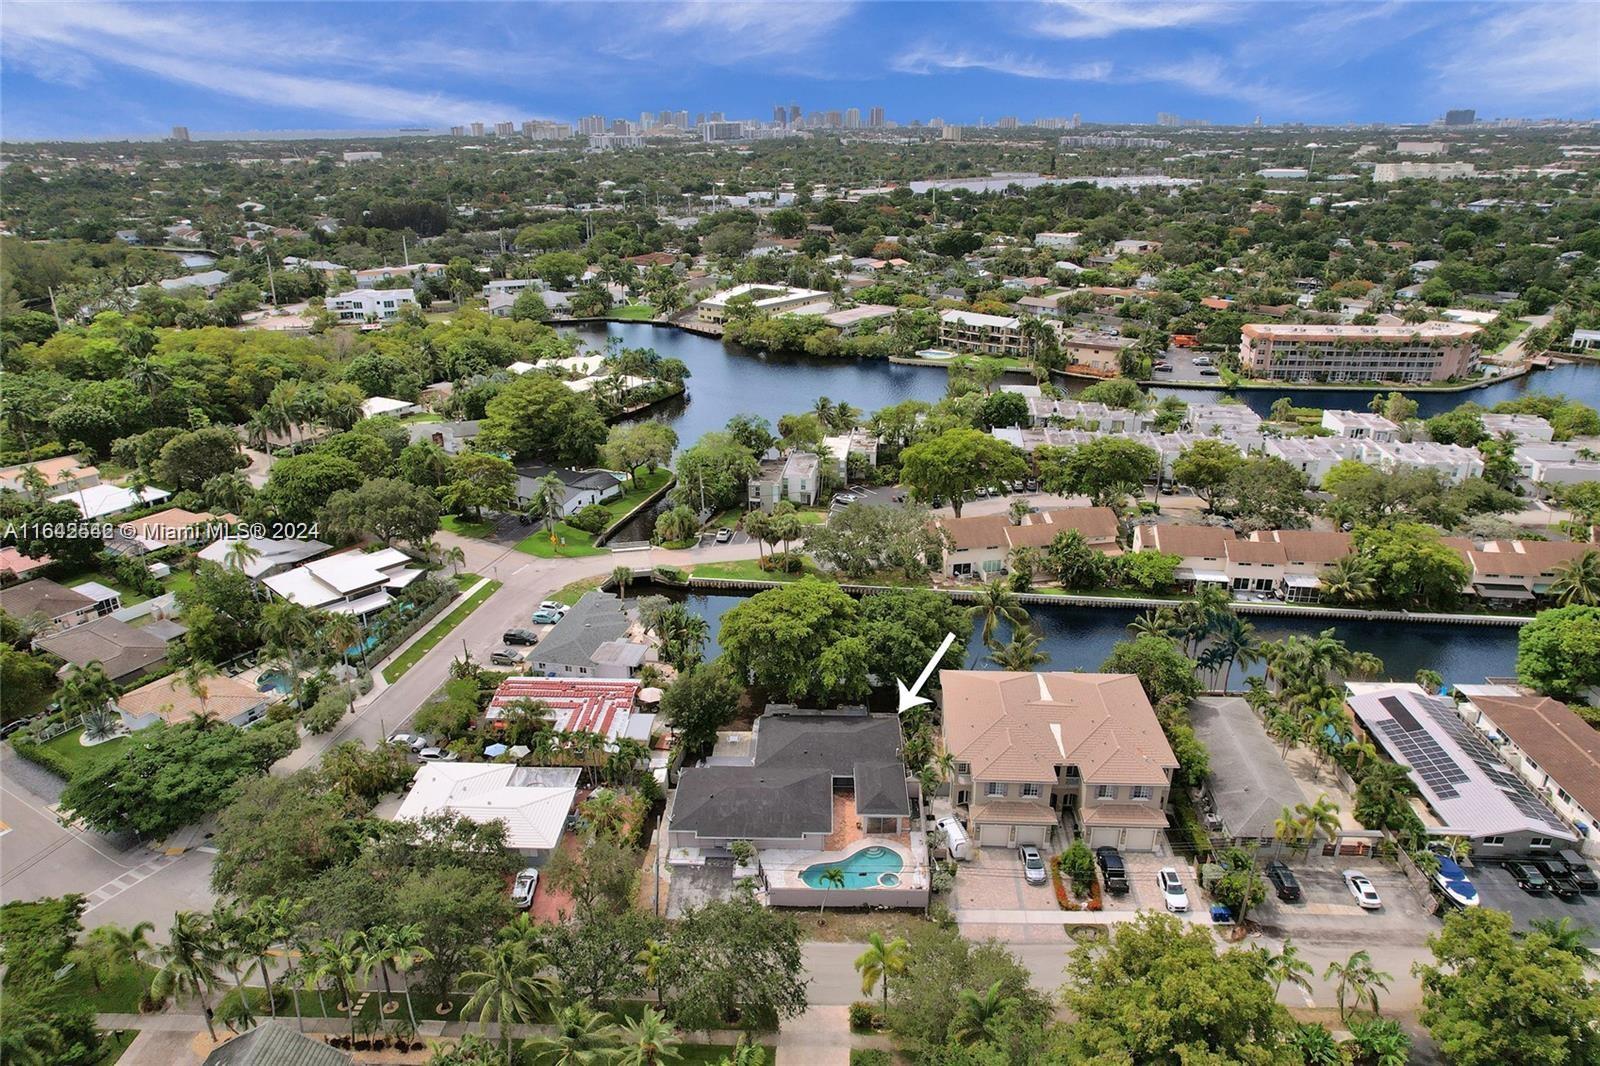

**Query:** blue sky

left=2, top=2, right=1596, bottom=139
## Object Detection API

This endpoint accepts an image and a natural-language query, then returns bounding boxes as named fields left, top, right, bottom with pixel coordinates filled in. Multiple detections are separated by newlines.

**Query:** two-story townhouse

left=1453, top=687, right=1600, bottom=858
left=1130, top=524, right=1235, bottom=590
left=1465, top=539, right=1592, bottom=603
left=1320, top=410, right=1400, bottom=440
left=1248, top=530, right=1353, bottom=601
left=939, top=671, right=1178, bottom=851
left=936, top=507, right=1118, bottom=580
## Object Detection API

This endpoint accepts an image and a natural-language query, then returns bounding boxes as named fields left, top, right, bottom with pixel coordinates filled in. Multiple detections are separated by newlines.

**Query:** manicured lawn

left=453, top=572, right=482, bottom=591
left=515, top=525, right=608, bottom=558
left=161, top=569, right=195, bottom=600
left=441, top=514, right=496, bottom=539
left=381, top=580, right=503, bottom=683
left=688, top=559, right=822, bottom=583
left=601, top=468, right=674, bottom=521
left=38, top=728, right=129, bottom=779
left=65, top=573, right=150, bottom=607
left=400, top=412, right=444, bottom=424
left=607, top=303, right=658, bottom=321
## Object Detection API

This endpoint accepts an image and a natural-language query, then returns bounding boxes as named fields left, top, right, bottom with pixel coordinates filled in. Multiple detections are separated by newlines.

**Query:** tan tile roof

left=1079, top=802, right=1170, bottom=827
left=1226, top=539, right=1286, bottom=565
left=0, top=456, right=98, bottom=486
left=117, top=671, right=266, bottom=726
left=1497, top=540, right=1592, bottom=574
left=1471, top=695, right=1600, bottom=819
left=938, top=507, right=1117, bottom=552
left=940, top=671, right=1176, bottom=787
left=973, top=799, right=1060, bottom=826
left=1143, top=524, right=1235, bottom=559
left=1255, top=530, right=1353, bottom=565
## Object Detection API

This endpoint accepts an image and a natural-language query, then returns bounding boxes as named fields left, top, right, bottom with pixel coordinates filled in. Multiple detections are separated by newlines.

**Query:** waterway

left=657, top=587, right=1521, bottom=688
left=568, top=323, right=1600, bottom=432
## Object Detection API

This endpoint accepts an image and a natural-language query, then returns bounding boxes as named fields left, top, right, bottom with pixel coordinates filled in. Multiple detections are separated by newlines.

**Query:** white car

left=510, top=867, right=539, bottom=909
left=417, top=747, right=460, bottom=763
left=387, top=732, right=427, bottom=752
left=1344, top=870, right=1382, bottom=909
left=538, top=601, right=569, bottom=614
left=1156, top=867, right=1189, bottom=912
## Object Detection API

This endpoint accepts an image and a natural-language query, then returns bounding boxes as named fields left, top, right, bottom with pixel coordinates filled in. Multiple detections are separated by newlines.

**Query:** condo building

left=1239, top=322, right=1481, bottom=384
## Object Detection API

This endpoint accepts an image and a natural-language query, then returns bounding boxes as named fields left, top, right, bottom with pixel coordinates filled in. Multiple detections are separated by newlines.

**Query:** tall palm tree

left=237, top=898, right=300, bottom=1021
left=259, top=600, right=318, bottom=707
left=853, top=933, right=908, bottom=1016
left=817, top=867, right=845, bottom=917
left=528, top=1001, right=623, bottom=1066
left=1549, top=549, right=1600, bottom=606
left=1319, top=555, right=1374, bottom=605
left=1323, top=950, right=1391, bottom=1021
left=635, top=939, right=668, bottom=1004
left=1206, top=613, right=1259, bottom=692
left=615, top=1007, right=682, bottom=1066
left=988, top=628, right=1049, bottom=670
left=611, top=566, right=634, bottom=598
left=378, top=922, right=434, bottom=1029
left=152, top=911, right=222, bottom=1041
left=87, top=921, right=157, bottom=1008
left=308, top=931, right=367, bottom=1043
left=224, top=537, right=264, bottom=583
left=950, top=980, right=1019, bottom=1046
left=967, top=581, right=1030, bottom=649
left=533, top=474, right=569, bottom=544
left=580, top=789, right=629, bottom=841
left=60, top=662, right=118, bottom=737
left=461, top=941, right=559, bottom=1058
left=1273, top=806, right=1310, bottom=854
left=1260, top=939, right=1314, bottom=998
left=1296, top=795, right=1342, bottom=847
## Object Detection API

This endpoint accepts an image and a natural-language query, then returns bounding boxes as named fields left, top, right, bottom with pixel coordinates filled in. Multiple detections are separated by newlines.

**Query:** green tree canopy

left=479, top=373, right=608, bottom=465
left=899, top=428, right=1027, bottom=518
left=718, top=577, right=868, bottom=705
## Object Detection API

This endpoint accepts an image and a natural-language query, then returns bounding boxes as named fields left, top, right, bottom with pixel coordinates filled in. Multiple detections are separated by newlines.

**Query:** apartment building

left=1265, top=437, right=1361, bottom=486
left=940, top=671, right=1178, bottom=851
left=1018, top=397, right=1147, bottom=433
left=935, top=507, right=1118, bottom=580
left=1372, top=161, right=1479, bottom=183
left=1033, top=231, right=1081, bottom=250
left=821, top=430, right=879, bottom=481
left=1184, top=403, right=1264, bottom=439
left=1321, top=410, right=1400, bottom=440
left=1360, top=440, right=1484, bottom=483
left=748, top=451, right=820, bottom=511
left=1454, top=687, right=1600, bottom=857
left=1239, top=322, right=1482, bottom=384
left=352, top=264, right=445, bottom=289
left=1481, top=413, right=1554, bottom=443
left=1130, top=524, right=1235, bottom=589
left=325, top=288, right=417, bottom=323
left=1463, top=539, right=1593, bottom=603
left=696, top=283, right=830, bottom=324
left=1059, top=329, right=1136, bottom=373
left=937, top=309, right=1028, bottom=358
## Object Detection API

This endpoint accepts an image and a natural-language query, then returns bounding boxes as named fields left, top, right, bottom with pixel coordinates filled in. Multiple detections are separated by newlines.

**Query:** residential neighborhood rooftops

left=1464, top=694, right=1600, bottom=822
left=937, top=506, right=1118, bottom=552
left=671, top=766, right=835, bottom=840
left=118, top=670, right=267, bottom=728
left=35, top=615, right=180, bottom=680
left=51, top=483, right=170, bottom=519
left=487, top=677, right=651, bottom=742
left=197, top=535, right=332, bottom=578
left=202, top=1020, right=351, bottom=1066
left=395, top=764, right=582, bottom=853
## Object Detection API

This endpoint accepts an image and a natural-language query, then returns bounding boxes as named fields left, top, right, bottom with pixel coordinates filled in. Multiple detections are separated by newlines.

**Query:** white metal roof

left=52, top=484, right=170, bottom=519
left=394, top=764, right=580, bottom=851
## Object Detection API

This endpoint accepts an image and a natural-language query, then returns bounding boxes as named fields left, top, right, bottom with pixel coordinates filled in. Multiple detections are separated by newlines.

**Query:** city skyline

left=2, top=1, right=1597, bottom=140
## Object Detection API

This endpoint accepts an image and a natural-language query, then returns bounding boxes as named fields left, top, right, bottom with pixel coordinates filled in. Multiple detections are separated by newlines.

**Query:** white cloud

left=1032, top=0, right=1243, bottom=39
left=1431, top=4, right=1600, bottom=108
left=892, top=43, right=1111, bottom=81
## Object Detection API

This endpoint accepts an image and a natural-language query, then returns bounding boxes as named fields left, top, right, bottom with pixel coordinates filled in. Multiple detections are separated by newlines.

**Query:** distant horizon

left=2, top=1, right=1596, bottom=141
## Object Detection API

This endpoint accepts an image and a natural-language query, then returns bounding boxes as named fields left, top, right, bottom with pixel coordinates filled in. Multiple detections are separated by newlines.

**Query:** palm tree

left=1527, top=917, right=1597, bottom=964
left=612, top=566, right=634, bottom=598
left=461, top=940, right=559, bottom=1058
left=528, top=1001, right=623, bottom=1066
left=853, top=932, right=908, bottom=1016
left=1296, top=795, right=1342, bottom=847
left=1273, top=806, right=1310, bottom=854
left=308, top=931, right=367, bottom=1043
left=1549, top=549, right=1600, bottom=605
left=533, top=474, right=568, bottom=545
left=950, top=980, right=1019, bottom=1046
left=1127, top=607, right=1178, bottom=640
left=237, top=898, right=300, bottom=1021
left=320, top=611, right=364, bottom=671
left=635, top=939, right=668, bottom=1004
left=378, top=922, right=434, bottom=1029
left=441, top=544, right=468, bottom=577
left=87, top=920, right=157, bottom=1008
left=1319, top=555, right=1374, bottom=605
left=967, top=581, right=1030, bottom=649
left=259, top=600, right=318, bottom=707
left=1206, top=613, right=1259, bottom=692
left=1323, top=949, right=1391, bottom=1021
left=988, top=628, right=1049, bottom=670
left=182, top=660, right=216, bottom=729
left=615, top=1007, right=682, bottom=1066
left=817, top=866, right=845, bottom=918
left=224, top=537, right=263, bottom=580
left=812, top=396, right=837, bottom=427
left=152, top=911, right=222, bottom=1041
left=580, top=789, right=629, bottom=841
left=1260, top=939, right=1314, bottom=998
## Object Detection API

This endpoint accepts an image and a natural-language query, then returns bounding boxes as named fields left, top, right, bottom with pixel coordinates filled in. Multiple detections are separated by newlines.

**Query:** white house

left=325, top=288, right=416, bottom=323
left=395, top=764, right=582, bottom=860
left=51, top=483, right=170, bottom=520
left=1321, top=410, right=1400, bottom=441
left=1033, top=231, right=1081, bottom=250
left=360, top=396, right=421, bottom=419
left=262, top=547, right=425, bottom=618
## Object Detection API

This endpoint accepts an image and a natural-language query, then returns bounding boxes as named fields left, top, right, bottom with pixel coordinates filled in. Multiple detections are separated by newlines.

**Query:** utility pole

left=47, top=285, right=62, bottom=328
left=402, top=232, right=410, bottom=267
left=264, top=249, right=278, bottom=307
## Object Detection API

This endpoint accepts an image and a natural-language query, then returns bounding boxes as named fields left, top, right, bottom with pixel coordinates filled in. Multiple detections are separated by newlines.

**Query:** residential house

left=1321, top=410, right=1400, bottom=441
left=940, top=671, right=1178, bottom=851
left=196, top=535, right=331, bottom=579
left=352, top=264, right=445, bottom=289
left=818, top=305, right=896, bottom=335
left=1248, top=530, right=1354, bottom=602
left=1184, top=403, right=1264, bottom=439
left=116, top=670, right=276, bottom=731
left=324, top=288, right=416, bottom=324
left=0, top=457, right=100, bottom=495
left=395, top=765, right=581, bottom=861
left=1359, top=440, right=1484, bottom=484
left=405, top=419, right=481, bottom=455
left=936, top=507, right=1118, bottom=580
left=1059, top=329, right=1136, bottom=373
left=525, top=592, right=651, bottom=679
left=0, top=579, right=107, bottom=634
left=202, top=1020, right=352, bottom=1066
left=108, top=507, right=225, bottom=555
left=262, top=547, right=425, bottom=618
left=1481, top=413, right=1553, bottom=443
left=360, top=396, right=421, bottom=419
left=514, top=464, right=625, bottom=516
left=1033, top=231, right=1081, bottom=250
left=1454, top=687, right=1600, bottom=857
left=35, top=616, right=184, bottom=684
left=486, top=677, right=656, bottom=746
left=0, top=546, right=52, bottom=583
left=821, top=430, right=879, bottom=481
left=51, top=483, right=170, bottom=520
left=1464, top=539, right=1593, bottom=604
left=748, top=451, right=819, bottom=511
left=1130, top=524, right=1234, bottom=589
left=1265, top=437, right=1361, bottom=487
left=1019, top=397, right=1146, bottom=433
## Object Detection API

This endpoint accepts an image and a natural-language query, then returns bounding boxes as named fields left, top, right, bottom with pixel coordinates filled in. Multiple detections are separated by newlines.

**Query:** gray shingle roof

left=531, top=592, right=631, bottom=670
left=0, top=578, right=93, bottom=621
left=853, top=760, right=911, bottom=817
left=753, top=711, right=903, bottom=774
left=202, top=1022, right=350, bottom=1066
left=672, top=766, right=834, bottom=839
left=34, top=615, right=176, bottom=680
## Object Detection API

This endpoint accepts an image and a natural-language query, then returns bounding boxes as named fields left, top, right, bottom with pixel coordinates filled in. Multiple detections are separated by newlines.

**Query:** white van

left=935, top=816, right=973, bottom=862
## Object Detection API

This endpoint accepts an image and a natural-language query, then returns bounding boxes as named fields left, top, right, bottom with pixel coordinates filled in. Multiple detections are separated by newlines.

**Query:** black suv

left=1506, top=861, right=1550, bottom=894
left=1557, top=850, right=1599, bottom=894
left=502, top=628, right=539, bottom=646
left=1095, top=847, right=1130, bottom=894
left=1534, top=857, right=1582, bottom=898
left=1265, top=860, right=1303, bottom=902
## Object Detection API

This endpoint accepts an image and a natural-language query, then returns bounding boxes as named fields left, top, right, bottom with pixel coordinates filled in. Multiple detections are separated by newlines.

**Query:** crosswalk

left=83, top=853, right=179, bottom=914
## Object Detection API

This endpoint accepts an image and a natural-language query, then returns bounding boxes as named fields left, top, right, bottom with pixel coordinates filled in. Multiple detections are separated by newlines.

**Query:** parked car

left=1019, top=845, right=1047, bottom=886
left=833, top=494, right=859, bottom=506
left=1534, top=858, right=1582, bottom=899
left=417, top=747, right=460, bottom=763
left=490, top=648, right=527, bottom=667
left=1557, top=849, right=1599, bottom=893
left=1095, top=847, right=1129, bottom=894
left=510, top=867, right=539, bottom=909
left=531, top=608, right=563, bottom=625
left=1192, top=355, right=1213, bottom=366
left=1506, top=861, right=1551, bottom=895
left=1432, top=856, right=1480, bottom=908
left=387, top=732, right=428, bottom=752
left=1199, top=366, right=1221, bottom=376
left=1152, top=362, right=1172, bottom=372
left=502, top=628, right=539, bottom=646
left=1265, top=860, right=1302, bottom=902
left=538, top=601, right=568, bottom=614
left=0, top=717, right=35, bottom=739
left=714, top=528, right=734, bottom=543
left=1344, top=870, right=1382, bottom=909
left=1157, top=867, right=1189, bottom=912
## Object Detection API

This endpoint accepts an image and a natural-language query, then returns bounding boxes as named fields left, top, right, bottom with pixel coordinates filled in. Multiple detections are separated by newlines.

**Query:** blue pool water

left=257, top=670, right=291, bottom=694
left=800, top=845, right=904, bottom=889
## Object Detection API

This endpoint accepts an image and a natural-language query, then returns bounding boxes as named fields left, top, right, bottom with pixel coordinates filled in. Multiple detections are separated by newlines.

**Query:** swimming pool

left=257, top=670, right=292, bottom=694
left=799, top=845, right=904, bottom=889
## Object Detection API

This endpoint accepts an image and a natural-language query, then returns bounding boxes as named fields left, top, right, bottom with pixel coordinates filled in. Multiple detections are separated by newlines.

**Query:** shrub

left=1060, top=840, right=1096, bottom=896
left=848, top=1001, right=878, bottom=1031
left=300, top=688, right=352, bottom=735
left=10, top=737, right=75, bottom=780
left=567, top=503, right=611, bottom=534
left=1050, top=862, right=1078, bottom=911
left=851, top=1050, right=892, bottom=1066
left=763, top=550, right=805, bottom=573
left=653, top=565, right=688, bottom=584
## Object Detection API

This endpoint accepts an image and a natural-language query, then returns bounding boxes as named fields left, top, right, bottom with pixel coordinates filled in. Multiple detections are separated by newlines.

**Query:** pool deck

left=762, top=833, right=928, bottom=896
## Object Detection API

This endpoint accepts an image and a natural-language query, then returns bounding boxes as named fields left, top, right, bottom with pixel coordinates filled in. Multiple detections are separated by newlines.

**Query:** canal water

left=656, top=587, right=1521, bottom=688
left=568, top=322, right=1600, bottom=437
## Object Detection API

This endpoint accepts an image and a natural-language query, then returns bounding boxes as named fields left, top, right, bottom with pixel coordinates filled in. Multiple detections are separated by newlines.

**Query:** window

left=985, top=782, right=1006, bottom=797
left=1063, top=765, right=1080, bottom=778
left=1130, top=785, right=1152, bottom=800
left=1095, top=784, right=1116, bottom=800
left=1021, top=783, right=1041, bottom=798
left=1557, top=787, right=1571, bottom=804
left=955, top=762, right=970, bottom=776
left=1481, top=836, right=1504, bottom=847
left=1531, top=836, right=1553, bottom=849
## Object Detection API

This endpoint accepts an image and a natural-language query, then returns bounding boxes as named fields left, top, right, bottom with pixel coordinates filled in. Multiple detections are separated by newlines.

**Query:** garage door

left=1089, top=827, right=1122, bottom=849
left=1122, top=829, right=1157, bottom=852
left=978, top=822, right=1012, bottom=848
left=1014, top=825, right=1048, bottom=847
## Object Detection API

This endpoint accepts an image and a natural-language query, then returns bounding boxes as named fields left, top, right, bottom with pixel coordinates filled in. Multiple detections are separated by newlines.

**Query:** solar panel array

left=1413, top=695, right=1568, bottom=832
left=1374, top=718, right=1468, bottom=799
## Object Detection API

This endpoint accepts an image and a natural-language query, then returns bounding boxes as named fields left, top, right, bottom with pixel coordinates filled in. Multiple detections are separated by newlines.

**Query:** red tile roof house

left=935, top=506, right=1119, bottom=581
left=486, top=677, right=658, bottom=746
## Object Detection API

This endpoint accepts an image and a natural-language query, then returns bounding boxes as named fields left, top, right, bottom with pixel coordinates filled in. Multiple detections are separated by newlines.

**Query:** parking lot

left=1148, top=348, right=1225, bottom=383
left=1471, top=861, right=1600, bottom=933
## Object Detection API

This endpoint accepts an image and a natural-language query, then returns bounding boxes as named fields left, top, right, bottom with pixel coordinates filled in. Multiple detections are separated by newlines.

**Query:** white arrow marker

left=897, top=632, right=957, bottom=713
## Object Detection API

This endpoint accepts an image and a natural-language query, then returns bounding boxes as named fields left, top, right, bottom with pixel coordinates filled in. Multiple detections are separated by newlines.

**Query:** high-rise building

left=169, top=125, right=191, bottom=142
left=774, top=105, right=787, bottom=125
left=845, top=107, right=861, bottom=129
left=702, top=121, right=745, bottom=143
left=942, top=125, right=962, bottom=142
left=824, top=110, right=842, bottom=127
left=1445, top=109, right=1477, bottom=126
left=996, top=116, right=1018, bottom=129
left=639, top=112, right=655, bottom=129
left=579, top=115, right=606, bottom=136
left=611, top=118, right=631, bottom=134
left=789, top=104, right=801, bottom=124
left=470, top=121, right=485, bottom=136
left=1071, top=113, right=1081, bottom=128
left=495, top=121, right=514, bottom=137
left=929, top=117, right=944, bottom=129
left=708, top=111, right=724, bottom=123
left=868, top=106, right=884, bottom=128
left=1156, top=112, right=1179, bottom=127
left=695, top=112, right=706, bottom=127
left=659, top=110, right=673, bottom=127
left=674, top=110, right=690, bottom=129
left=524, top=120, right=572, bottom=141
left=450, top=126, right=465, bottom=137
